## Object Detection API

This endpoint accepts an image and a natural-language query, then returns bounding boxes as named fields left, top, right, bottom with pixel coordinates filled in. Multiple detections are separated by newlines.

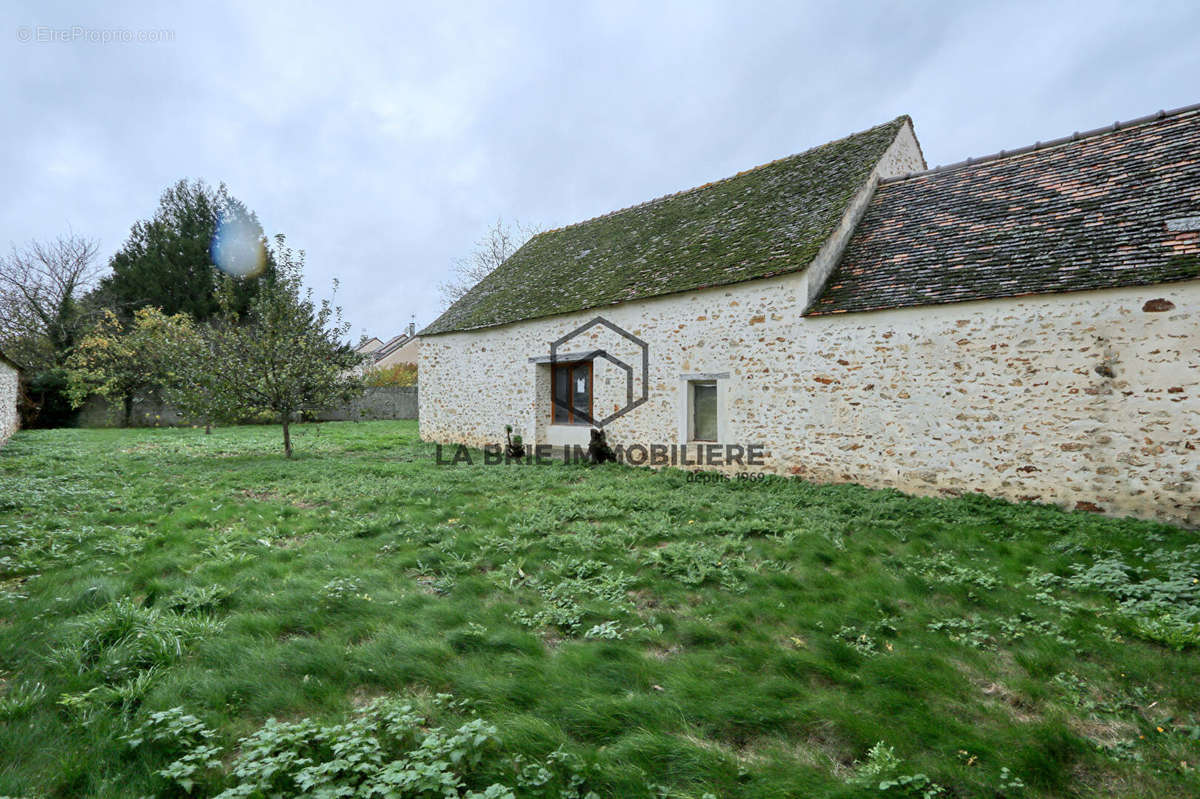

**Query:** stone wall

left=78, top=386, right=419, bottom=427
left=419, top=274, right=1200, bottom=527
left=316, top=386, right=418, bottom=421
left=0, top=360, right=18, bottom=446
left=77, top=395, right=189, bottom=428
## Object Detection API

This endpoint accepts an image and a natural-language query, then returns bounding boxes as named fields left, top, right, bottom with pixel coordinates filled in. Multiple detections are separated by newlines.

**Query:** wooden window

left=551, top=360, right=593, bottom=425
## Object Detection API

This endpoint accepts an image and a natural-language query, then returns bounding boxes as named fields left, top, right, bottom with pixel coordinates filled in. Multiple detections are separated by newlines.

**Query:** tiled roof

left=423, top=117, right=911, bottom=335
left=355, top=337, right=384, bottom=354
left=807, top=105, right=1200, bottom=316
left=373, top=334, right=413, bottom=361
left=0, top=349, right=19, bottom=371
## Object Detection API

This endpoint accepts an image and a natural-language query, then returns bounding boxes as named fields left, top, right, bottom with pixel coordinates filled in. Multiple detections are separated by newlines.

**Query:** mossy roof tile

left=423, top=117, right=908, bottom=335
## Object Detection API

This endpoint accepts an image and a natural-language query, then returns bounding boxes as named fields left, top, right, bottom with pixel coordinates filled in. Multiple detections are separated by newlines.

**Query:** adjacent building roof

left=0, top=349, right=19, bottom=372
left=808, top=104, right=1200, bottom=316
left=373, top=333, right=412, bottom=360
left=424, top=117, right=912, bottom=335
left=355, top=337, right=384, bottom=354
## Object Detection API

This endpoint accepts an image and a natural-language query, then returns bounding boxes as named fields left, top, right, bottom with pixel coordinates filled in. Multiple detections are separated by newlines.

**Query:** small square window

left=690, top=380, right=718, bottom=442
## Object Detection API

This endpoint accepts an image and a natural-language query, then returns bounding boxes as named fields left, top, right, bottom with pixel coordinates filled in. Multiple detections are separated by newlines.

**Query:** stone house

left=420, top=106, right=1200, bottom=525
left=0, top=349, right=19, bottom=446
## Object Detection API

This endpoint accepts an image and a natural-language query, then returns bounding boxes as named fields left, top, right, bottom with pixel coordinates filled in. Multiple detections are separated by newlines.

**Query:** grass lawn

left=1, top=421, right=1198, bottom=798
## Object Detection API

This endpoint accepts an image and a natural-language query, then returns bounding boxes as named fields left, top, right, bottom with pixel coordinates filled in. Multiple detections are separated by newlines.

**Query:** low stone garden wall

left=78, top=386, right=418, bottom=427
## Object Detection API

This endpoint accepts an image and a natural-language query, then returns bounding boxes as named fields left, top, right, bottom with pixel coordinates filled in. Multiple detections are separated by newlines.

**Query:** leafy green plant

left=125, top=697, right=611, bottom=799
left=124, top=707, right=224, bottom=793
left=2, top=421, right=1200, bottom=798
left=164, top=584, right=232, bottom=615
left=926, top=616, right=993, bottom=649
left=320, top=576, right=367, bottom=607
left=507, top=558, right=637, bottom=634
left=908, top=553, right=1001, bottom=591
left=642, top=540, right=746, bottom=589
left=850, top=742, right=944, bottom=797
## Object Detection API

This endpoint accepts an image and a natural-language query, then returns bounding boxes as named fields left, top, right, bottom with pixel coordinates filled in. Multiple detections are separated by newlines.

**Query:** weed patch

left=0, top=422, right=1196, bottom=797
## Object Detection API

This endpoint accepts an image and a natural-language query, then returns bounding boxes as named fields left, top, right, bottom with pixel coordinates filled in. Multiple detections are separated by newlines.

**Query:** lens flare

left=211, top=214, right=267, bottom=278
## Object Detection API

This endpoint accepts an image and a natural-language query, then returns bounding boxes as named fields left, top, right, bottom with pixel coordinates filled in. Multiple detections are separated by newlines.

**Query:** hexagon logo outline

left=549, top=316, right=649, bottom=428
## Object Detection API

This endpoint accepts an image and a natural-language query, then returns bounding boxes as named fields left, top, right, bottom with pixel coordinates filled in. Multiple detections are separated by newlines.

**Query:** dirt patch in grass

left=1069, top=716, right=1138, bottom=749
left=978, top=680, right=1041, bottom=723
left=627, top=588, right=661, bottom=610
left=799, top=722, right=857, bottom=775
left=348, top=685, right=390, bottom=708
left=1071, top=761, right=1158, bottom=798
left=237, top=489, right=323, bottom=509
left=3, top=421, right=1199, bottom=799
left=646, top=645, right=679, bottom=660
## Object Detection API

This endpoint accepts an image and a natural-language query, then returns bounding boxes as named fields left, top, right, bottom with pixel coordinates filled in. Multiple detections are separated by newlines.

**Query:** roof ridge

left=423, top=114, right=911, bottom=336
left=528, top=115, right=912, bottom=240
left=880, top=102, right=1200, bottom=184
left=374, top=333, right=412, bottom=358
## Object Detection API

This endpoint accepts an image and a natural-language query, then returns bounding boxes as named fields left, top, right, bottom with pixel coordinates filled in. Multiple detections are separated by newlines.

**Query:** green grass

left=0, top=421, right=1198, bottom=798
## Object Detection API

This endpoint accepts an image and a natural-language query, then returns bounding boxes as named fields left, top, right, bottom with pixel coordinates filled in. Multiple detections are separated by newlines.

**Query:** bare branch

left=0, top=232, right=102, bottom=368
left=439, top=217, right=541, bottom=308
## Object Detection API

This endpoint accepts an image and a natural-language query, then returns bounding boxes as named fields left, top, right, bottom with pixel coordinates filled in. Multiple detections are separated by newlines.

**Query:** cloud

left=2, top=0, right=1197, bottom=337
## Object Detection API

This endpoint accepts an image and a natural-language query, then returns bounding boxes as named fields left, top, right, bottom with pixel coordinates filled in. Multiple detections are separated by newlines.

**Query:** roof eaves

left=804, top=273, right=1200, bottom=318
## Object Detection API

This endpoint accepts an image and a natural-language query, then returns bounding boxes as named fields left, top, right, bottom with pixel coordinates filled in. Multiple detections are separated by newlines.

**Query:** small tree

left=66, top=307, right=194, bottom=426
left=204, top=237, right=363, bottom=457
left=155, top=315, right=236, bottom=434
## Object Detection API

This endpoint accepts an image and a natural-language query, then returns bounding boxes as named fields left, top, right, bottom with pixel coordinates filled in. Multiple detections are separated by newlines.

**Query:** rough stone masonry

left=420, top=106, right=1200, bottom=527
left=420, top=273, right=1200, bottom=527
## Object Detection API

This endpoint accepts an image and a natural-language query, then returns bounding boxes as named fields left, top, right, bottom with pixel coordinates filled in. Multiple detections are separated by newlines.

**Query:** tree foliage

left=155, top=319, right=239, bottom=434
left=364, top=362, right=417, bottom=387
left=99, top=179, right=273, bottom=322
left=0, top=233, right=104, bottom=426
left=201, top=236, right=364, bottom=456
left=65, top=308, right=194, bottom=427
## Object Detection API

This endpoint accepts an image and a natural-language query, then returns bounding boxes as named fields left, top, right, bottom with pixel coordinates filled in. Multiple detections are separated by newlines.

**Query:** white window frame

left=678, top=373, right=729, bottom=444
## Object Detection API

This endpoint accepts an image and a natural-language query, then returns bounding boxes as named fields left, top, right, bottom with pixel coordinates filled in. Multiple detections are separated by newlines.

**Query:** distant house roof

left=373, top=333, right=412, bottom=360
left=355, top=337, right=384, bottom=354
left=424, top=117, right=912, bottom=335
left=807, top=104, right=1200, bottom=316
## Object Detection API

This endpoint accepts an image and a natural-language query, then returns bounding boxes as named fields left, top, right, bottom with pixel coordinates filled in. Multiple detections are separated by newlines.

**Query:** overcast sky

left=3, top=1, right=1198, bottom=338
